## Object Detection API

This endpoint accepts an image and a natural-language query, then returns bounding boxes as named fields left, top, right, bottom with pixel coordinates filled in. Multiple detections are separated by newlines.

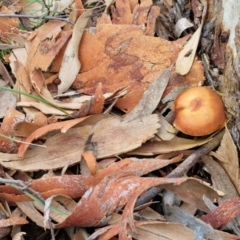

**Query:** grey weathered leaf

left=124, top=67, right=172, bottom=121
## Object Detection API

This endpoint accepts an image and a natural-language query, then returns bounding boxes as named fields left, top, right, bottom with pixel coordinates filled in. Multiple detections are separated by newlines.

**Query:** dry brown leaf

left=202, top=155, right=239, bottom=200
left=145, top=5, right=161, bottom=36
left=88, top=83, right=105, bottom=115
left=0, top=108, right=24, bottom=153
left=12, top=232, right=26, bottom=240
left=175, top=2, right=207, bottom=75
left=0, top=7, right=20, bottom=41
left=13, top=122, right=44, bottom=138
left=129, top=136, right=211, bottom=156
left=201, top=197, right=240, bottom=229
left=86, top=176, right=218, bottom=239
left=0, top=216, right=28, bottom=227
left=72, top=23, right=191, bottom=112
left=212, top=127, right=240, bottom=194
left=71, top=228, right=89, bottom=240
left=124, top=67, right=172, bottom=121
left=111, top=0, right=133, bottom=24
left=156, top=114, right=177, bottom=140
left=26, top=21, right=67, bottom=73
left=129, top=222, right=195, bottom=240
left=162, top=60, right=206, bottom=100
left=10, top=60, right=31, bottom=93
left=17, top=116, right=90, bottom=157
left=17, top=195, right=74, bottom=229
left=163, top=178, right=219, bottom=213
left=132, top=0, right=153, bottom=26
left=18, top=114, right=158, bottom=166
left=0, top=81, right=17, bottom=118
left=0, top=157, right=183, bottom=201
left=93, top=221, right=195, bottom=240
left=58, top=9, right=93, bottom=94
left=167, top=206, right=237, bottom=240
left=91, top=114, right=160, bottom=158
left=17, top=101, right=74, bottom=116
left=82, top=150, right=97, bottom=175
left=55, top=175, right=188, bottom=228
left=17, top=202, right=50, bottom=229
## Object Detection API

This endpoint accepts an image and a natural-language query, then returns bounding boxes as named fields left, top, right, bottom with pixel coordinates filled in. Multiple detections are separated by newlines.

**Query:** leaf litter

left=0, top=0, right=239, bottom=239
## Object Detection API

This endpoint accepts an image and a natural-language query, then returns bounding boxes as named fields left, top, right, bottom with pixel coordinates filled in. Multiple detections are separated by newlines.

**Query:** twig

left=0, top=177, right=56, bottom=240
left=41, top=0, right=51, bottom=16
left=135, top=130, right=225, bottom=206
left=0, top=14, right=74, bottom=25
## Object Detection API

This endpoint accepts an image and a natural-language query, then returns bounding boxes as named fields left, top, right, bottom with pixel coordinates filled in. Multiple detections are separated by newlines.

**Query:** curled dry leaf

left=84, top=176, right=218, bottom=239
left=175, top=2, right=207, bottom=75
left=82, top=150, right=97, bottom=175
left=174, top=18, right=194, bottom=38
left=55, top=175, right=188, bottom=228
left=12, top=232, right=26, bottom=240
left=201, top=197, right=240, bottom=229
left=58, top=9, right=93, bottom=94
left=0, top=157, right=183, bottom=201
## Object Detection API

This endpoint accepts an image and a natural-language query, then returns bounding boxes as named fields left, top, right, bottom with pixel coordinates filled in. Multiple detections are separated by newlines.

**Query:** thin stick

left=0, top=14, right=74, bottom=25
left=135, top=130, right=225, bottom=206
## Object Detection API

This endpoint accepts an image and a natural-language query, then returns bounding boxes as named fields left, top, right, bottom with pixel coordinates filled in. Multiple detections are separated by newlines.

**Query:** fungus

left=173, top=86, right=226, bottom=136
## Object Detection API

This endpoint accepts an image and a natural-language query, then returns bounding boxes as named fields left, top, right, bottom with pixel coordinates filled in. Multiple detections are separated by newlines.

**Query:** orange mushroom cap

left=173, top=86, right=226, bottom=136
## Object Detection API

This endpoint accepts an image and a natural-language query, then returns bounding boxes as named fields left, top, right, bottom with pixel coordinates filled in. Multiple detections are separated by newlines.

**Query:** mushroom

left=173, top=86, right=226, bottom=136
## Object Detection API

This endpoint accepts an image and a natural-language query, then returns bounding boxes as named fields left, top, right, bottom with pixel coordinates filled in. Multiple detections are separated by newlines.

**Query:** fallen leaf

left=167, top=205, right=238, bottom=239
left=111, top=0, right=133, bottom=24
left=201, top=197, right=240, bottom=229
left=0, top=81, right=17, bottom=118
left=17, top=113, right=158, bottom=161
left=212, top=127, right=240, bottom=194
left=129, top=136, right=212, bottom=155
left=0, top=157, right=183, bottom=201
left=12, top=232, right=26, bottom=240
left=82, top=150, right=97, bottom=175
left=55, top=175, right=187, bottom=228
left=0, top=216, right=28, bottom=227
left=175, top=2, right=207, bottom=75
left=87, top=176, right=218, bottom=239
left=124, top=66, right=172, bottom=121
left=58, top=9, right=93, bottom=94
left=26, top=21, right=67, bottom=73
left=129, top=222, right=195, bottom=240
left=201, top=155, right=238, bottom=200
left=174, top=18, right=194, bottom=38
left=72, top=23, right=189, bottom=112
left=0, top=108, right=25, bottom=153
left=0, top=7, right=20, bottom=41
